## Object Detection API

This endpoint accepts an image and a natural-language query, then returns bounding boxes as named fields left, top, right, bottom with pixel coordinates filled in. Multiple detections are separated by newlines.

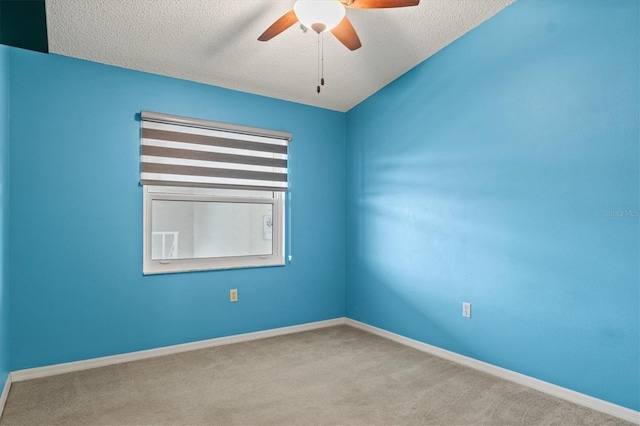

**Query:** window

left=140, top=111, right=290, bottom=275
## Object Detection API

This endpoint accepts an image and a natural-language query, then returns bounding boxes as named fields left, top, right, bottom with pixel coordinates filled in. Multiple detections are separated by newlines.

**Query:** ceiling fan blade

left=331, top=16, right=362, bottom=51
left=345, top=0, right=419, bottom=8
left=258, top=10, right=298, bottom=41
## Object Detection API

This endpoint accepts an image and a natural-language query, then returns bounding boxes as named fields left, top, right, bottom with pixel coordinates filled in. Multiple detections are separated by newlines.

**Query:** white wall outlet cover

left=462, top=302, right=471, bottom=318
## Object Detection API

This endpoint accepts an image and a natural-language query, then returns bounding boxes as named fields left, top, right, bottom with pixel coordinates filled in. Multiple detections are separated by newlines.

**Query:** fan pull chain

left=321, top=32, right=325, bottom=87
left=316, top=32, right=326, bottom=94
left=317, top=33, right=321, bottom=93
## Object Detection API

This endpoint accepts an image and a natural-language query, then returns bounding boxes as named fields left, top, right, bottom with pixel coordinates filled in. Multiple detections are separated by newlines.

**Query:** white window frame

left=143, top=186, right=285, bottom=275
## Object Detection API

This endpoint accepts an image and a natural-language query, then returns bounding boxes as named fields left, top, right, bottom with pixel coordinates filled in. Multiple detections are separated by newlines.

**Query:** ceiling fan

left=258, top=0, right=421, bottom=51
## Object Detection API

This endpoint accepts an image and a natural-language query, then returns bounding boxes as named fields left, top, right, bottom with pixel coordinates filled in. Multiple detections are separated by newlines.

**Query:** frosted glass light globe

left=294, top=0, right=346, bottom=33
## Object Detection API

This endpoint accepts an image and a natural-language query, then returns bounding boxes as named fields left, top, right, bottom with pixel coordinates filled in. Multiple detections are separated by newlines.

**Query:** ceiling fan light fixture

left=294, top=0, right=345, bottom=33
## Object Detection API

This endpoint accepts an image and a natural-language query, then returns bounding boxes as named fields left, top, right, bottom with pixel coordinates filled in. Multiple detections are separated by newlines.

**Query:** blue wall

left=346, top=0, right=639, bottom=411
left=8, top=49, right=346, bottom=370
left=3, top=0, right=639, bottom=414
left=0, top=45, right=10, bottom=389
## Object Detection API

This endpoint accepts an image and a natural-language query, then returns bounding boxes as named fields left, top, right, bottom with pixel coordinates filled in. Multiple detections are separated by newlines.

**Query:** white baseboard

left=0, top=373, right=11, bottom=419
left=11, top=317, right=346, bottom=382
left=8, top=317, right=638, bottom=424
left=346, top=318, right=639, bottom=425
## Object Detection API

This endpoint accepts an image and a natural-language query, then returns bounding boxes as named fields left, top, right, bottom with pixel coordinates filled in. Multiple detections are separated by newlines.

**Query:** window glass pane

left=151, top=200, right=273, bottom=260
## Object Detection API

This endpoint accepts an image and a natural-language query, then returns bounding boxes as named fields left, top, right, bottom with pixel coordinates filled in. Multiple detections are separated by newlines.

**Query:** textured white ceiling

left=46, top=0, right=514, bottom=112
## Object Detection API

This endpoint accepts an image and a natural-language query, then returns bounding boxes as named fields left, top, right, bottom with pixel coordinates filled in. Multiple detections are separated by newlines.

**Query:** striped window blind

left=140, top=111, right=291, bottom=191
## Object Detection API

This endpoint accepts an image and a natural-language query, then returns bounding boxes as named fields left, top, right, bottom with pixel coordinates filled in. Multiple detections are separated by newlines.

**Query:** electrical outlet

left=230, top=289, right=238, bottom=302
left=462, top=302, right=471, bottom=318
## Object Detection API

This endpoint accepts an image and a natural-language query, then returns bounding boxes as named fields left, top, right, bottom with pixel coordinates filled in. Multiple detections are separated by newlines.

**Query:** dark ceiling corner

left=0, top=0, right=49, bottom=53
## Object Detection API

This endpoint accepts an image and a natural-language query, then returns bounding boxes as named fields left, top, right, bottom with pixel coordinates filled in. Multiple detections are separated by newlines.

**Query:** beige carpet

left=0, top=325, right=633, bottom=425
